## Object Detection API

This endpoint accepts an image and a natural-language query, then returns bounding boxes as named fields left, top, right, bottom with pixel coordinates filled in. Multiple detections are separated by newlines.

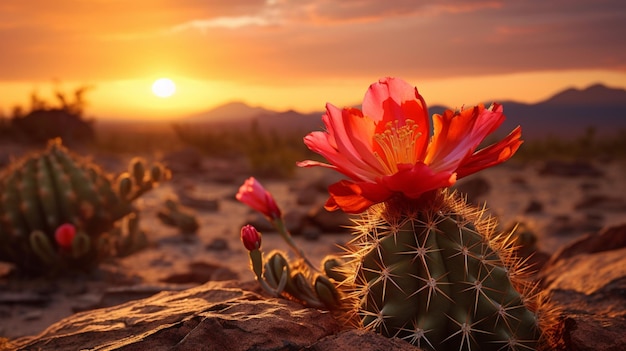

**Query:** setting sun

left=151, top=78, right=176, bottom=98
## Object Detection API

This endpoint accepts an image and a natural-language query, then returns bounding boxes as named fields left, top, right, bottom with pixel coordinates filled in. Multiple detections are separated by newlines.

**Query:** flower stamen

left=373, top=119, right=421, bottom=174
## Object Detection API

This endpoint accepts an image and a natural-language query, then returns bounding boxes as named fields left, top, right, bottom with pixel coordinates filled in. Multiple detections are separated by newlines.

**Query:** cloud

left=0, top=0, right=624, bottom=84
left=169, top=0, right=504, bottom=31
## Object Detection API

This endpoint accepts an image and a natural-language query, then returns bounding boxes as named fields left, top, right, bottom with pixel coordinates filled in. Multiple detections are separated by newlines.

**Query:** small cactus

left=0, top=138, right=169, bottom=274
left=112, top=212, right=150, bottom=257
left=156, top=198, right=200, bottom=235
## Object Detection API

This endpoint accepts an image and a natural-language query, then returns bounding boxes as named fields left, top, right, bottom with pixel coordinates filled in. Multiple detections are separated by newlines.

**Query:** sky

left=0, top=0, right=625, bottom=121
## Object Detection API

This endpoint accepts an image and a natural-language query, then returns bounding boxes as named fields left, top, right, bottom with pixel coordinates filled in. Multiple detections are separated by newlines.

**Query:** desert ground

left=0, top=139, right=625, bottom=344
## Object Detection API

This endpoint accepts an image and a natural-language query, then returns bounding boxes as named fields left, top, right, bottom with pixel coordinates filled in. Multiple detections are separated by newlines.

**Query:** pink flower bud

left=55, top=223, right=76, bottom=249
left=241, top=224, right=262, bottom=251
left=236, top=177, right=282, bottom=219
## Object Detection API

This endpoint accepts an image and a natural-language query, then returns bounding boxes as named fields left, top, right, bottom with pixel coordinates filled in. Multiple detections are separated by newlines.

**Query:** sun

left=151, top=78, right=176, bottom=98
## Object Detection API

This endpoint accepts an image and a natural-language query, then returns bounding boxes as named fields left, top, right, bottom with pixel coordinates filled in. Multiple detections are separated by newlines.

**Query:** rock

left=293, top=172, right=345, bottom=194
left=72, top=284, right=196, bottom=313
left=579, top=181, right=600, bottom=192
left=0, top=291, right=49, bottom=305
left=301, top=225, right=322, bottom=241
left=510, top=175, right=528, bottom=187
left=502, top=221, right=550, bottom=272
left=205, top=238, right=230, bottom=251
left=540, top=224, right=626, bottom=351
left=243, top=212, right=275, bottom=232
left=9, top=280, right=421, bottom=351
left=284, top=208, right=308, bottom=234
left=307, top=205, right=353, bottom=233
left=295, top=186, right=321, bottom=206
left=545, top=223, right=626, bottom=265
left=453, top=176, right=490, bottom=204
left=178, top=190, right=220, bottom=211
left=524, top=199, right=544, bottom=213
left=575, top=194, right=626, bottom=212
left=158, top=261, right=239, bottom=284
left=162, top=147, right=204, bottom=175
left=538, top=160, right=604, bottom=177
left=309, top=329, right=420, bottom=351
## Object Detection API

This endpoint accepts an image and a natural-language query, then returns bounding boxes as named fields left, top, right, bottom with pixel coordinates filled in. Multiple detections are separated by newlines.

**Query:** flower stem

left=273, top=218, right=319, bottom=272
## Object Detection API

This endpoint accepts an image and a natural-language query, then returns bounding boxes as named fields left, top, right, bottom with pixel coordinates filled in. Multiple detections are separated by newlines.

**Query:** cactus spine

left=335, top=191, right=552, bottom=351
left=0, top=139, right=169, bottom=274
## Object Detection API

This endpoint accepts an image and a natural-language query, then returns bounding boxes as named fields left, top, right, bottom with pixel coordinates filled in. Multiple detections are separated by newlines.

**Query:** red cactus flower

left=55, top=223, right=76, bottom=249
left=236, top=177, right=282, bottom=219
left=298, top=77, right=522, bottom=213
left=241, top=224, right=262, bottom=251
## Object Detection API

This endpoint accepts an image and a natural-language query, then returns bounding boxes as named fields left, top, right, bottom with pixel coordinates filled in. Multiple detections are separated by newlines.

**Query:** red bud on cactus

left=55, top=223, right=76, bottom=249
left=236, top=177, right=282, bottom=220
left=241, top=224, right=262, bottom=251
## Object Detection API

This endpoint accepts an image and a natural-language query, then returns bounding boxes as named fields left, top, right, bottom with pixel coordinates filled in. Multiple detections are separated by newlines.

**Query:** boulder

left=540, top=224, right=626, bottom=351
left=9, top=280, right=421, bottom=351
left=538, top=160, right=603, bottom=177
left=307, top=205, right=353, bottom=233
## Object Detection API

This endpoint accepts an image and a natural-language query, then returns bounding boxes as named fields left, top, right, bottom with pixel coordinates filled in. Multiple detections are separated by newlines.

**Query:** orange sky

left=0, top=0, right=625, bottom=120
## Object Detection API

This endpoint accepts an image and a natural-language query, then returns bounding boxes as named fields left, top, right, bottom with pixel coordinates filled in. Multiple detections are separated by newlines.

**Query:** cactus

left=156, top=198, right=200, bottom=235
left=267, top=77, right=559, bottom=349
left=334, top=191, right=552, bottom=350
left=111, top=212, right=150, bottom=257
left=239, top=179, right=557, bottom=350
left=0, top=138, right=169, bottom=274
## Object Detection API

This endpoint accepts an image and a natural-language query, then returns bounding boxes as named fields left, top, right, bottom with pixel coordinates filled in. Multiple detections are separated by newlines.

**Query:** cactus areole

left=0, top=138, right=168, bottom=275
left=294, top=78, right=557, bottom=350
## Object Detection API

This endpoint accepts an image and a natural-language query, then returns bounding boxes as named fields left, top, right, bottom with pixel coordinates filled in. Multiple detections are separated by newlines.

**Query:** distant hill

left=184, top=101, right=273, bottom=125
left=494, top=83, right=626, bottom=139
left=180, top=84, right=626, bottom=140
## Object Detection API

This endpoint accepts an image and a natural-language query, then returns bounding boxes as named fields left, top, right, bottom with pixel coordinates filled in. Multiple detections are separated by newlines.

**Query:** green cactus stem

left=0, top=138, right=169, bottom=275
left=112, top=212, right=149, bottom=257
left=156, top=198, right=199, bottom=234
left=334, top=190, right=557, bottom=351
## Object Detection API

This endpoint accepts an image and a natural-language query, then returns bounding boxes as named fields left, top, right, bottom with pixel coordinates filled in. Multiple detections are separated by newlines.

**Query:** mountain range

left=181, top=84, right=626, bottom=140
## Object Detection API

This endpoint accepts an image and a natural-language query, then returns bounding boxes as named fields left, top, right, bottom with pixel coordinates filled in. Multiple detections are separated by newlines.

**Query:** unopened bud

left=55, top=223, right=76, bottom=249
left=241, top=224, right=262, bottom=251
left=236, top=177, right=282, bottom=220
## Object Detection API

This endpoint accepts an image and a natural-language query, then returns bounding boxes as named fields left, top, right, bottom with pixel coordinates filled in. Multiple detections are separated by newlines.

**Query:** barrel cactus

left=0, top=138, right=169, bottom=274
left=339, top=192, right=552, bottom=350
left=241, top=78, right=560, bottom=350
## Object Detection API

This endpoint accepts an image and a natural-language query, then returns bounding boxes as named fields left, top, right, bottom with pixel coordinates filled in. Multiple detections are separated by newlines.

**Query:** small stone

left=454, top=176, right=491, bottom=204
left=205, top=238, right=229, bottom=251
left=21, top=310, right=43, bottom=321
left=539, top=160, right=604, bottom=177
left=524, top=199, right=543, bottom=213
left=307, top=205, right=353, bottom=233
left=301, top=225, right=321, bottom=241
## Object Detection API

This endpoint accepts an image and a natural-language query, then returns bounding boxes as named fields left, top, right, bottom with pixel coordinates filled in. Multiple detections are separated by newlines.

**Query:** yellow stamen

left=373, top=119, right=422, bottom=174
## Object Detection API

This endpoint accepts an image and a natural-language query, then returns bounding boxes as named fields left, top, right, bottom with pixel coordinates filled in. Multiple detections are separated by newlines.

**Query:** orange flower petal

left=426, top=104, right=506, bottom=173
left=456, top=126, right=523, bottom=178
left=325, top=180, right=390, bottom=213
left=363, top=78, right=430, bottom=161
left=299, top=78, right=522, bottom=213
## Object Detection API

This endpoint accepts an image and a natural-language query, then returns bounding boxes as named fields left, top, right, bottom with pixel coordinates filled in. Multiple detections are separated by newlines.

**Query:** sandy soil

left=1, top=157, right=625, bottom=340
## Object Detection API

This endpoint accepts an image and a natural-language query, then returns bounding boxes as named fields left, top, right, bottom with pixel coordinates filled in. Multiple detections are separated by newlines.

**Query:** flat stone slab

left=8, top=280, right=420, bottom=351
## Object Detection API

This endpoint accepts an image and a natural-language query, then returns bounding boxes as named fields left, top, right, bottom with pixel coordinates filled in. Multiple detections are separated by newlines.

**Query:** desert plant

left=156, top=198, right=200, bottom=235
left=240, top=78, right=559, bottom=350
left=6, top=85, right=95, bottom=147
left=173, top=120, right=310, bottom=178
left=0, top=138, right=169, bottom=275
